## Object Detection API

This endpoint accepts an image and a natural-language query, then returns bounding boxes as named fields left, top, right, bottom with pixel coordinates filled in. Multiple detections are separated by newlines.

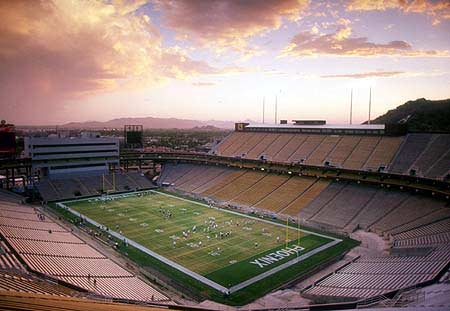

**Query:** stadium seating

left=363, top=136, right=404, bottom=171
left=159, top=163, right=195, bottom=185
left=246, top=133, right=280, bottom=159
left=264, top=133, right=295, bottom=160
left=298, top=182, right=346, bottom=219
left=281, top=179, right=331, bottom=217
left=305, top=135, right=342, bottom=166
left=254, top=176, right=317, bottom=213
left=0, top=239, right=25, bottom=271
left=303, top=245, right=450, bottom=301
left=216, top=131, right=248, bottom=156
left=274, top=134, right=311, bottom=163
left=170, top=165, right=210, bottom=188
left=392, top=218, right=450, bottom=248
left=0, top=291, right=170, bottom=311
left=0, top=199, right=169, bottom=303
left=389, top=133, right=435, bottom=174
left=311, top=184, right=378, bottom=229
left=37, top=172, right=154, bottom=201
left=345, top=190, right=408, bottom=231
left=326, top=136, right=362, bottom=167
left=210, top=171, right=266, bottom=201
left=239, top=133, right=269, bottom=158
left=385, top=208, right=450, bottom=236
left=0, top=271, right=74, bottom=296
left=342, top=136, right=381, bottom=170
left=213, top=131, right=450, bottom=179
left=231, top=174, right=289, bottom=206
left=369, top=196, right=446, bottom=235
left=177, top=166, right=228, bottom=192
left=410, top=134, right=450, bottom=178
left=200, top=169, right=247, bottom=196
left=220, top=132, right=255, bottom=157
left=214, top=131, right=244, bottom=155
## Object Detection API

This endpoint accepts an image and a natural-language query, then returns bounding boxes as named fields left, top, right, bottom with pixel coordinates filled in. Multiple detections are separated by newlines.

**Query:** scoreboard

left=124, top=125, right=143, bottom=148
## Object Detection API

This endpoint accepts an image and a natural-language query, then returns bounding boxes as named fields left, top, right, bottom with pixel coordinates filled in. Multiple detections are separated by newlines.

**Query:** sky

left=0, top=0, right=449, bottom=126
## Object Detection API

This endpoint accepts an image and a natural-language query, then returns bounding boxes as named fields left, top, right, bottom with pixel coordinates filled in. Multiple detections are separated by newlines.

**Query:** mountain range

left=64, top=117, right=238, bottom=129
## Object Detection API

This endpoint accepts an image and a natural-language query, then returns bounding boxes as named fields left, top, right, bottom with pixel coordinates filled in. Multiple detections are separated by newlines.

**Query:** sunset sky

left=1, top=0, right=449, bottom=125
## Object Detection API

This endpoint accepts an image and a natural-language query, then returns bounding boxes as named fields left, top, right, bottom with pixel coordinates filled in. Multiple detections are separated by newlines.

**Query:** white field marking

left=58, top=202, right=229, bottom=294
left=58, top=190, right=342, bottom=294
left=150, top=190, right=342, bottom=242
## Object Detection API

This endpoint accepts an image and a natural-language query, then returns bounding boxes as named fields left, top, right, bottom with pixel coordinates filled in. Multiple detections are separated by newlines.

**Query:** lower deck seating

left=0, top=240, right=26, bottom=271
left=254, top=176, right=317, bottom=213
left=0, top=199, right=169, bottom=303
left=211, top=171, right=266, bottom=201
left=37, top=173, right=155, bottom=202
left=298, top=182, right=346, bottom=219
left=345, top=190, right=408, bottom=230
left=177, top=167, right=228, bottom=192
left=231, top=174, right=289, bottom=206
left=369, top=196, right=445, bottom=234
left=311, top=184, right=377, bottom=228
left=281, top=179, right=330, bottom=217
left=392, top=218, right=450, bottom=248
left=303, top=246, right=450, bottom=301
left=0, top=291, right=170, bottom=311
left=0, top=271, right=74, bottom=296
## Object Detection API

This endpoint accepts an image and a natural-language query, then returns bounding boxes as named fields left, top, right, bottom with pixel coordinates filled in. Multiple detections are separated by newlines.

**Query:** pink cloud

left=0, top=1, right=236, bottom=124
left=192, top=82, right=217, bottom=87
left=282, top=27, right=448, bottom=57
left=346, top=0, right=450, bottom=25
left=154, top=0, right=310, bottom=53
left=320, top=71, right=405, bottom=79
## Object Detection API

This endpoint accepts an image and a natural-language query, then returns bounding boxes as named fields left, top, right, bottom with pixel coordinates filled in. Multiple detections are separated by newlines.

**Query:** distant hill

left=63, top=116, right=237, bottom=129
left=370, top=98, right=450, bottom=132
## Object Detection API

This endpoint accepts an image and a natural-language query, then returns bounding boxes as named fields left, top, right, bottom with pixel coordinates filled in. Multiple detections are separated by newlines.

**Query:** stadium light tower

left=349, top=88, right=353, bottom=125
left=274, top=89, right=281, bottom=125
left=368, top=87, right=372, bottom=125
left=262, top=96, right=265, bottom=124
left=275, top=95, right=278, bottom=125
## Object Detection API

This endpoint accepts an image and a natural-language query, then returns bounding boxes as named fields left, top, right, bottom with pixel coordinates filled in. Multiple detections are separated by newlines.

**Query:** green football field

left=63, top=191, right=336, bottom=288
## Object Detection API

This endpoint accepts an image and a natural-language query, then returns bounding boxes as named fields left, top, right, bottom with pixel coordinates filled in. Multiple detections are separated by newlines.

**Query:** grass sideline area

left=54, top=190, right=359, bottom=305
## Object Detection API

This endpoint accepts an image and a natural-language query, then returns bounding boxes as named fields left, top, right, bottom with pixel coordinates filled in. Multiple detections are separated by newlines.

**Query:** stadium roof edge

left=243, top=123, right=385, bottom=130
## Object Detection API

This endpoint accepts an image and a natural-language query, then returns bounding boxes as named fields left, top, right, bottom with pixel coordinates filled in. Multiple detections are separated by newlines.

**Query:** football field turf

left=61, top=191, right=340, bottom=292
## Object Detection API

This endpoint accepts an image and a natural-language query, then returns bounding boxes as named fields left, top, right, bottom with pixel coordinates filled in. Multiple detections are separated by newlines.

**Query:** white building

left=24, top=136, right=119, bottom=178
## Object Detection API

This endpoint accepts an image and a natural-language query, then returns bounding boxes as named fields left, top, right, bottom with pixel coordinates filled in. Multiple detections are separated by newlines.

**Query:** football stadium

left=1, top=119, right=450, bottom=310
left=1, top=1, right=450, bottom=310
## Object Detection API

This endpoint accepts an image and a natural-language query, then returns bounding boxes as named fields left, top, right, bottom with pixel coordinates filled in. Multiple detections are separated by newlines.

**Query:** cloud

left=346, top=0, right=450, bottom=25
left=0, top=0, right=235, bottom=123
left=320, top=71, right=405, bottom=79
left=153, top=0, right=310, bottom=54
left=192, top=82, right=217, bottom=87
left=320, top=70, right=450, bottom=79
left=282, top=27, right=449, bottom=57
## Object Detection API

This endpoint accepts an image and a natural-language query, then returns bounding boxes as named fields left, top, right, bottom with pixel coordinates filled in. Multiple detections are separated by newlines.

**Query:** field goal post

left=102, top=172, right=116, bottom=195
left=285, top=216, right=301, bottom=251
